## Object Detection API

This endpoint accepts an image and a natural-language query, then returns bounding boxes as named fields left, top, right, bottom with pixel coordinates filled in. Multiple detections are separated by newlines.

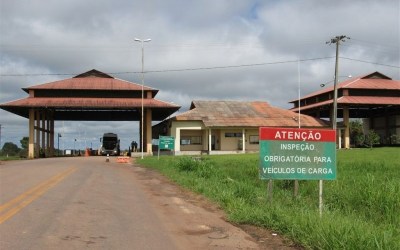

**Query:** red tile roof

left=289, top=71, right=400, bottom=103
left=290, top=96, right=400, bottom=112
left=1, top=97, right=178, bottom=109
left=0, top=69, right=180, bottom=121
left=24, top=77, right=156, bottom=92
left=175, top=100, right=328, bottom=128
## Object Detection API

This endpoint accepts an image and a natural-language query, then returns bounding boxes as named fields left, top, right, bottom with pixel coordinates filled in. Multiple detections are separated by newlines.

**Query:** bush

left=176, top=156, right=215, bottom=178
left=18, top=149, right=28, bottom=158
left=365, top=130, right=380, bottom=148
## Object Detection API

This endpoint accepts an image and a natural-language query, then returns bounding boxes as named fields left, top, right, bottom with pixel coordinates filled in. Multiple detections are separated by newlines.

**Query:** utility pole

left=326, top=35, right=350, bottom=131
left=134, top=38, right=151, bottom=159
left=0, top=124, right=2, bottom=150
left=318, top=35, right=349, bottom=217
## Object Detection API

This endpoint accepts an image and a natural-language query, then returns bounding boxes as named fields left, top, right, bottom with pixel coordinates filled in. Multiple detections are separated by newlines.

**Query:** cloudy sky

left=1, top=0, right=399, bottom=150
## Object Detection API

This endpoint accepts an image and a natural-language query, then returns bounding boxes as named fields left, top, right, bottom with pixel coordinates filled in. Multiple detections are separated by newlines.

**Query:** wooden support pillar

left=41, top=111, right=46, bottom=156
left=46, top=112, right=50, bottom=156
left=35, top=110, right=40, bottom=157
left=28, top=109, right=35, bottom=159
left=343, top=106, right=350, bottom=149
left=49, top=111, right=55, bottom=156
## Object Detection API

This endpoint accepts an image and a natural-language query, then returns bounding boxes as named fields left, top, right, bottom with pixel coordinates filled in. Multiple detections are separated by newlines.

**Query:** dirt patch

left=238, top=224, right=303, bottom=250
left=131, top=161, right=302, bottom=249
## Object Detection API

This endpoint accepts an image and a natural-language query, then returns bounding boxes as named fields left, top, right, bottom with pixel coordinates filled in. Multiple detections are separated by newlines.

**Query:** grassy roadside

left=0, top=156, right=22, bottom=161
left=138, top=148, right=400, bottom=249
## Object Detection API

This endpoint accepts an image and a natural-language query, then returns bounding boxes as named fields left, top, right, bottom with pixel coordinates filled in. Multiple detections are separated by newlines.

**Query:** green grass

left=0, top=155, right=22, bottom=161
left=139, top=148, right=400, bottom=249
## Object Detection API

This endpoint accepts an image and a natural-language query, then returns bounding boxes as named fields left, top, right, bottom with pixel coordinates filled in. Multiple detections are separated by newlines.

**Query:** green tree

left=365, top=130, right=380, bottom=148
left=19, top=137, right=29, bottom=158
left=1, top=142, right=20, bottom=156
left=20, top=137, right=29, bottom=149
left=349, top=120, right=364, bottom=147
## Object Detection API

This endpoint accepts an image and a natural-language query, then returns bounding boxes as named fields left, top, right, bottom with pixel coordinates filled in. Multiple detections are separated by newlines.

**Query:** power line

left=349, top=38, right=399, bottom=50
left=340, top=57, right=400, bottom=68
left=143, top=57, right=334, bottom=73
left=0, top=56, right=398, bottom=77
left=0, top=56, right=333, bottom=77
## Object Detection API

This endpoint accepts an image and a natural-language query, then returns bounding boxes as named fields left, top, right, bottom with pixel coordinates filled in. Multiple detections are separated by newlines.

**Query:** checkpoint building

left=153, top=100, right=328, bottom=155
left=290, top=72, right=400, bottom=148
left=0, top=69, right=180, bottom=158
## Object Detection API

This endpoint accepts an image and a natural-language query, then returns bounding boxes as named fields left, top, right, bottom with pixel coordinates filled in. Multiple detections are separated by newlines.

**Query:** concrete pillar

left=35, top=110, right=40, bottom=157
left=41, top=111, right=46, bottom=155
left=343, top=106, right=350, bottom=149
left=175, top=128, right=181, bottom=152
left=242, top=129, right=246, bottom=153
left=28, top=109, right=35, bottom=159
left=208, top=128, right=212, bottom=154
left=46, top=112, right=50, bottom=156
left=49, top=111, right=55, bottom=156
left=145, top=108, right=152, bottom=154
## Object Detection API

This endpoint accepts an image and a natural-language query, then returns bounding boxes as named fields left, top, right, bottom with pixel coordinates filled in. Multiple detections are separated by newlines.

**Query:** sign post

left=158, top=136, right=175, bottom=159
left=259, top=127, right=336, bottom=214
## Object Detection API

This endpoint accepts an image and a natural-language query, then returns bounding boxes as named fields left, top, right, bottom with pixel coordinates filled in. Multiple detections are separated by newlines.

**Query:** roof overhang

left=291, top=96, right=400, bottom=113
left=0, top=97, right=180, bottom=121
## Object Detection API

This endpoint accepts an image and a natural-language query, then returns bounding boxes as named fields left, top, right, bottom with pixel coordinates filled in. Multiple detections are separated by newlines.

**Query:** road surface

left=0, top=157, right=265, bottom=250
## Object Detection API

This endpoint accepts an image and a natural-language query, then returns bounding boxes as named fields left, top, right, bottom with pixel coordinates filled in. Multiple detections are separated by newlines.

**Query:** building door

left=211, top=135, right=216, bottom=150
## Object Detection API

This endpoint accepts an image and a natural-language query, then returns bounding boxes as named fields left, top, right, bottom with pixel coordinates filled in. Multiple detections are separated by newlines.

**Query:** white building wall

left=170, top=122, right=262, bottom=153
left=170, top=121, right=205, bottom=152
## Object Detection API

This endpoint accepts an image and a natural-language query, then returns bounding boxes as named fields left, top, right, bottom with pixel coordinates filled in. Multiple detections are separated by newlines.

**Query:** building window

left=225, top=133, right=242, bottom=138
left=249, top=135, right=259, bottom=144
left=181, top=136, right=202, bottom=145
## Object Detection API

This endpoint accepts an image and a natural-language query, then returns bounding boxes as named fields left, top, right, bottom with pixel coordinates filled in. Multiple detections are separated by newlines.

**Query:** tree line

left=0, top=137, right=29, bottom=158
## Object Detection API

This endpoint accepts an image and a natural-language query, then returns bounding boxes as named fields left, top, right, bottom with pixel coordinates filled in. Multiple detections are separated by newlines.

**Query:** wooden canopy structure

left=290, top=72, right=400, bottom=148
left=0, top=69, right=180, bottom=158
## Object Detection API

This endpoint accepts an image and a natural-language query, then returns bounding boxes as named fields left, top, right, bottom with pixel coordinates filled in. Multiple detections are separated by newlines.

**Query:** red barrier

left=116, top=157, right=130, bottom=163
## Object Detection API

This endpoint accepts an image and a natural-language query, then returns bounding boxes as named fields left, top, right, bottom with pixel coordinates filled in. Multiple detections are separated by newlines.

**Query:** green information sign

left=159, top=136, right=175, bottom=150
left=259, top=127, right=336, bottom=180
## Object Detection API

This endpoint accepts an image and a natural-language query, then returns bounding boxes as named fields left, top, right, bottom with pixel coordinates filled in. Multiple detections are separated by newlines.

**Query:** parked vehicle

left=100, top=133, right=120, bottom=156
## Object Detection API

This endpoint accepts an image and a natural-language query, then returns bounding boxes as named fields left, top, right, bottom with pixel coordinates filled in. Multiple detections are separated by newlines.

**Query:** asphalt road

left=0, top=157, right=260, bottom=250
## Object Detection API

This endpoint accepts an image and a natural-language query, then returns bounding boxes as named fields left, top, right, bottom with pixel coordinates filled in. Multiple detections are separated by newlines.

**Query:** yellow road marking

left=0, top=166, right=77, bottom=224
